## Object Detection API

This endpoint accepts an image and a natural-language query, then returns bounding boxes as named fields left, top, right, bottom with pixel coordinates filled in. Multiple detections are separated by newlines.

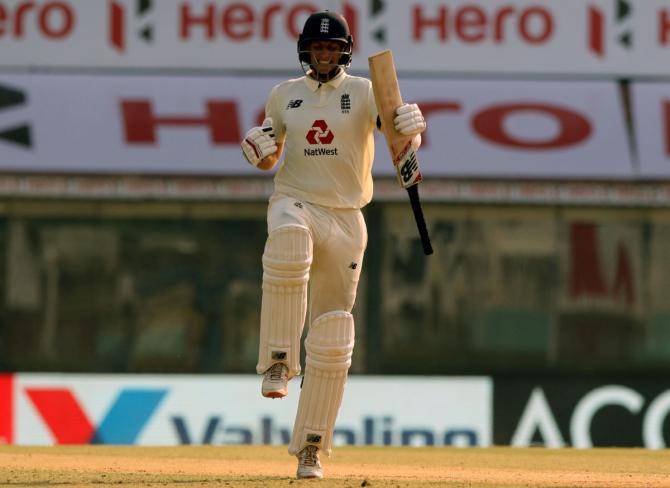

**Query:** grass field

left=1, top=445, right=669, bottom=487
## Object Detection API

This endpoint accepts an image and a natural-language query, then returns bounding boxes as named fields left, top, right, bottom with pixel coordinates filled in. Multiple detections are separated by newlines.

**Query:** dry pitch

left=1, top=445, right=669, bottom=487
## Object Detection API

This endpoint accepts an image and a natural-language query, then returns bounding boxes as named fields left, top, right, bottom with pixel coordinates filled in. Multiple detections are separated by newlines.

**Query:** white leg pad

left=288, top=310, right=355, bottom=456
left=256, top=224, right=312, bottom=379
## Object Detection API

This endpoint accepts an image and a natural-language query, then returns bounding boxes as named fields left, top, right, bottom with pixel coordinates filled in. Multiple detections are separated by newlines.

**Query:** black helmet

left=297, top=10, right=353, bottom=67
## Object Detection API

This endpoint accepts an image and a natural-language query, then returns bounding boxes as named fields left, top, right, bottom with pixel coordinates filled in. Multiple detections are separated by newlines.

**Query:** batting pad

left=288, top=310, right=355, bottom=456
left=257, top=224, right=313, bottom=379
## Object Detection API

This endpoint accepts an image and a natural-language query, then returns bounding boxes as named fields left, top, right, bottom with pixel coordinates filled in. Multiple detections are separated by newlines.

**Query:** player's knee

left=305, top=311, right=355, bottom=371
left=263, top=224, right=313, bottom=284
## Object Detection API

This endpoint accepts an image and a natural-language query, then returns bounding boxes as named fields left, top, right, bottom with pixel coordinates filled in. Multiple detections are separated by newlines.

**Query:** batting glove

left=241, top=117, right=277, bottom=167
left=394, top=103, right=426, bottom=136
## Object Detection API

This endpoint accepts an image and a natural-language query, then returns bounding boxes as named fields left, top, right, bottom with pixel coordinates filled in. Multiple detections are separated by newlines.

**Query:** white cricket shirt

left=265, top=70, right=378, bottom=209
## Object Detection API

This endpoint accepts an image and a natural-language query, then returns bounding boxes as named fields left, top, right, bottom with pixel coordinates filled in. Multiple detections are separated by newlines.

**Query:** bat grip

left=406, top=184, right=433, bottom=255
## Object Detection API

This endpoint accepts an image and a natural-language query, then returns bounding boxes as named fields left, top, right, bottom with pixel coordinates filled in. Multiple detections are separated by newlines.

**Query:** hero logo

left=109, top=0, right=155, bottom=53
left=306, top=120, right=334, bottom=144
left=25, top=387, right=167, bottom=444
left=588, top=0, right=633, bottom=58
left=0, top=1, right=74, bottom=39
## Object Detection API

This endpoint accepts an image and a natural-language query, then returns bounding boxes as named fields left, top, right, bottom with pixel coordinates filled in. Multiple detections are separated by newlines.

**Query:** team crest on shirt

left=340, top=94, right=351, bottom=113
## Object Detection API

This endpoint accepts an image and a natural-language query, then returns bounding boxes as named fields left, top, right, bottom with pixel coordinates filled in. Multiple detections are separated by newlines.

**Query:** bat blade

left=369, top=49, right=433, bottom=256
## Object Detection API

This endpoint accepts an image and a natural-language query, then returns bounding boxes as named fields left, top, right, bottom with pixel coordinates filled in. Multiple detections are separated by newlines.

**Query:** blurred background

left=1, top=0, right=669, bottom=449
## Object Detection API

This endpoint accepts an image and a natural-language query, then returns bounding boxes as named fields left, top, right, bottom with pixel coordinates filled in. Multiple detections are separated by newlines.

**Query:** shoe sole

left=297, top=473, right=323, bottom=479
left=262, top=390, right=287, bottom=398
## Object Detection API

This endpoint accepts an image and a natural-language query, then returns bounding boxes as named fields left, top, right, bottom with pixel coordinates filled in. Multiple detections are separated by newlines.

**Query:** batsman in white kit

left=240, top=10, right=426, bottom=480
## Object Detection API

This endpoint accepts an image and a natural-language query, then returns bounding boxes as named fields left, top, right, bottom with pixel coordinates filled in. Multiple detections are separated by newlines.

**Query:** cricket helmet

left=297, top=10, right=353, bottom=67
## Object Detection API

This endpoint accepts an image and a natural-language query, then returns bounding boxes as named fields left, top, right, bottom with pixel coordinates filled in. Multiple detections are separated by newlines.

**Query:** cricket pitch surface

left=1, top=445, right=669, bottom=487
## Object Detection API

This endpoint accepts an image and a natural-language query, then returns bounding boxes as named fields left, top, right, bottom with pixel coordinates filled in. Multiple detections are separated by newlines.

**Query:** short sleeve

left=265, top=85, right=285, bottom=142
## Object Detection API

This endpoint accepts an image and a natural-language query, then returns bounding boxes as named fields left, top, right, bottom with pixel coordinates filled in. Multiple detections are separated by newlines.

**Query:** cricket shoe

left=261, top=363, right=288, bottom=398
left=296, top=445, right=323, bottom=479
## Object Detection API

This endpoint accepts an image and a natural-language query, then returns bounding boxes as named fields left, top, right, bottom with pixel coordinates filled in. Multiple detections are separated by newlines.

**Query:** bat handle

left=406, top=184, right=433, bottom=255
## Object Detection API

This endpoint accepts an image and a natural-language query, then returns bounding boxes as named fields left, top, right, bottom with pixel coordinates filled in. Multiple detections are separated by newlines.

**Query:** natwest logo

left=306, top=120, right=334, bottom=144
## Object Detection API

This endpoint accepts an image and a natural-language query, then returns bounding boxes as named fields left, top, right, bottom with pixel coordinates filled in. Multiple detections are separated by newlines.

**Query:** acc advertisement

left=0, top=74, right=640, bottom=178
left=494, top=379, right=670, bottom=449
left=0, top=373, right=492, bottom=446
left=0, top=0, right=669, bottom=76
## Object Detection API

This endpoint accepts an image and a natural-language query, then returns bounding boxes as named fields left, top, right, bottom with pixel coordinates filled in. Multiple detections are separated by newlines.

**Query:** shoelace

left=269, top=364, right=285, bottom=381
left=301, top=446, right=319, bottom=467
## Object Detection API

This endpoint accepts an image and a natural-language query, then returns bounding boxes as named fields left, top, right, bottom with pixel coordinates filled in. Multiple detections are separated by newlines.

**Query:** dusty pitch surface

left=1, top=445, right=670, bottom=487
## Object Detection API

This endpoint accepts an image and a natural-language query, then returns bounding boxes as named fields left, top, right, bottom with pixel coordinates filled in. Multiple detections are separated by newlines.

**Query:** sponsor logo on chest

left=304, top=120, right=338, bottom=156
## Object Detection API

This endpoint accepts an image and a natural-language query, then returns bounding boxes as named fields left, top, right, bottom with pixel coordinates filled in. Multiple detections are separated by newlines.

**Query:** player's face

left=309, top=40, right=345, bottom=74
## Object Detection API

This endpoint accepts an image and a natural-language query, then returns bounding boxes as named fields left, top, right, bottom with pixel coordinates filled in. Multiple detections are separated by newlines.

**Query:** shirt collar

left=303, top=69, right=346, bottom=92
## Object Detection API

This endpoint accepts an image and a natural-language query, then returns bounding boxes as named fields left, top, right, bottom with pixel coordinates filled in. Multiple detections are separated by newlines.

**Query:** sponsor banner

left=494, top=379, right=670, bottom=448
left=0, top=0, right=669, bottom=76
left=632, top=83, right=670, bottom=178
left=0, top=74, right=634, bottom=178
left=10, top=373, right=491, bottom=446
left=0, top=374, right=13, bottom=444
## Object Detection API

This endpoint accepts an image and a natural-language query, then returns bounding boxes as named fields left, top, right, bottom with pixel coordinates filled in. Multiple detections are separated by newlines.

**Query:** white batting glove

left=241, top=117, right=277, bottom=167
left=394, top=103, right=426, bottom=136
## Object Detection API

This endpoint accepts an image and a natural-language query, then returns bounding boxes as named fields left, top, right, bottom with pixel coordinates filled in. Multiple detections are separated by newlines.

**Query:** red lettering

left=287, top=4, right=316, bottom=39
left=110, top=1, right=124, bottom=51
left=570, top=223, right=607, bottom=300
left=39, top=2, right=74, bottom=39
left=589, top=7, right=605, bottom=57
left=180, top=4, right=215, bottom=39
left=14, top=1, right=35, bottom=38
left=660, top=9, right=670, bottom=45
left=494, top=6, right=515, bottom=42
left=456, top=6, right=485, bottom=43
left=121, top=100, right=241, bottom=144
left=413, top=5, right=553, bottom=45
left=519, top=7, right=553, bottom=44
left=413, top=6, right=448, bottom=41
left=223, top=4, right=253, bottom=40
left=472, top=103, right=591, bottom=149
left=261, top=3, right=282, bottom=39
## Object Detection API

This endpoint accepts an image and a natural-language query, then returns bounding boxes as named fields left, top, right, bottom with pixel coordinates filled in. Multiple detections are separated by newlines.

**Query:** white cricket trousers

left=267, top=193, right=367, bottom=321
left=256, top=192, right=367, bottom=378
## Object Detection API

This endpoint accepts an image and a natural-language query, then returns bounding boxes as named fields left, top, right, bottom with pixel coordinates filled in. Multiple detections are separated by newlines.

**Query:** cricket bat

left=368, top=49, right=433, bottom=255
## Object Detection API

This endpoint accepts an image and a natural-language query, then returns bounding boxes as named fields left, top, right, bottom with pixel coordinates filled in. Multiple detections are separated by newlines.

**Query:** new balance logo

left=286, top=100, right=303, bottom=109
left=349, top=262, right=358, bottom=270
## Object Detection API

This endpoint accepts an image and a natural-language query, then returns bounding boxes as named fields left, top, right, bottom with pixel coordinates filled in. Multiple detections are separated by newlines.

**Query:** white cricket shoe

left=296, top=445, right=323, bottom=479
left=261, top=363, right=288, bottom=398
